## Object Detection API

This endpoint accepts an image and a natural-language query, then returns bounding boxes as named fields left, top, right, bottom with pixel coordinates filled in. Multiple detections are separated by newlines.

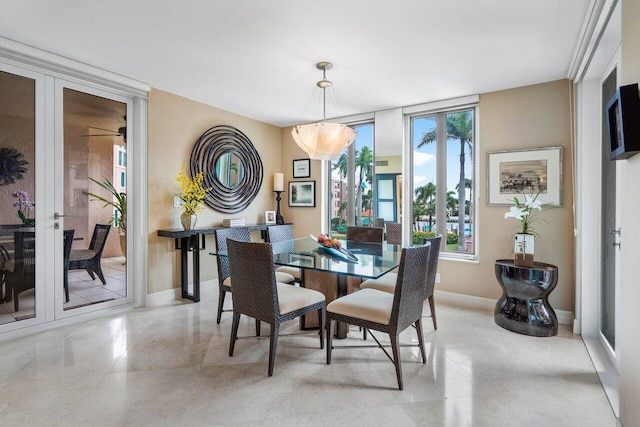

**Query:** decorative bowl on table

left=309, top=234, right=358, bottom=263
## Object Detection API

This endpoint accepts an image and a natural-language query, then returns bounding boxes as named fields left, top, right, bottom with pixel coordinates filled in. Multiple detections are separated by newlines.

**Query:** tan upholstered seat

left=360, top=272, right=397, bottom=294
left=223, top=271, right=295, bottom=287
left=276, top=283, right=324, bottom=315
left=325, top=288, right=393, bottom=325
left=276, top=265, right=301, bottom=280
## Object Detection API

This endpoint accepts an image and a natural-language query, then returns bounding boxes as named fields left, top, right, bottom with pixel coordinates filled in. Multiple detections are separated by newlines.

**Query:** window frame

left=405, top=100, right=479, bottom=261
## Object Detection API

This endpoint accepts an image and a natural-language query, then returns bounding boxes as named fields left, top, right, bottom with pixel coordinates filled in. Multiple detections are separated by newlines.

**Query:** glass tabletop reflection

left=211, top=237, right=402, bottom=280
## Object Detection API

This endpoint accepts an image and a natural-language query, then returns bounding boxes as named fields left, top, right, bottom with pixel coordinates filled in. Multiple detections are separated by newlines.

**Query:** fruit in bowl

left=317, top=235, right=327, bottom=243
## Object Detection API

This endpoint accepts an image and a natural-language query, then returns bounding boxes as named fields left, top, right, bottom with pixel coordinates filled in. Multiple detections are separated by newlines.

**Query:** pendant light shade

left=291, top=62, right=356, bottom=161
left=292, top=121, right=356, bottom=161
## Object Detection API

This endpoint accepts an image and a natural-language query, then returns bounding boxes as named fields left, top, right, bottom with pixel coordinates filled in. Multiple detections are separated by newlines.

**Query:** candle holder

left=273, top=191, right=285, bottom=225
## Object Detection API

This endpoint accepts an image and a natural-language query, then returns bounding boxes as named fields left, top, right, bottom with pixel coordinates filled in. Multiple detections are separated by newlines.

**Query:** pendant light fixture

left=291, top=62, right=356, bottom=161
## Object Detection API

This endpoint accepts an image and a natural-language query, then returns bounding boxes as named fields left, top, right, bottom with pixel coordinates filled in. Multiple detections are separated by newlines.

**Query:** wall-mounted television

left=606, top=83, right=640, bottom=160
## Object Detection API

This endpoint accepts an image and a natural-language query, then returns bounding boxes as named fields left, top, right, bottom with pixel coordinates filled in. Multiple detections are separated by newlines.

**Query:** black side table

left=494, top=259, right=559, bottom=337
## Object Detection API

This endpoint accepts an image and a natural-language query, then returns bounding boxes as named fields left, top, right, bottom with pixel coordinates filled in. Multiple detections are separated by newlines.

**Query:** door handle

left=609, top=228, right=621, bottom=235
left=54, top=212, right=74, bottom=220
left=613, top=242, right=621, bottom=249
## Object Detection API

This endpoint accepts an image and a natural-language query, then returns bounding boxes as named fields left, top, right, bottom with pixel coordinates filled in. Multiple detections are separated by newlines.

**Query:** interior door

left=600, top=69, right=618, bottom=354
left=55, top=80, right=132, bottom=317
left=0, top=64, right=45, bottom=329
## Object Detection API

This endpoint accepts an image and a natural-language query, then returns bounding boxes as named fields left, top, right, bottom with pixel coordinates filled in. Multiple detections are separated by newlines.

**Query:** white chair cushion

left=276, top=265, right=301, bottom=280
left=359, top=272, right=398, bottom=294
left=277, top=283, right=325, bottom=315
left=327, top=288, right=393, bottom=325
left=275, top=271, right=295, bottom=283
left=223, top=271, right=294, bottom=287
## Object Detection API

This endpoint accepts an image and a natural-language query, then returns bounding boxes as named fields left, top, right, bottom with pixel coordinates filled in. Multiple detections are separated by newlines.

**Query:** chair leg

left=217, top=289, right=227, bottom=324
left=326, top=318, right=334, bottom=364
left=268, top=323, right=280, bottom=377
left=389, top=333, right=403, bottom=390
left=86, top=269, right=96, bottom=280
left=428, top=295, right=437, bottom=330
left=415, top=318, right=427, bottom=363
left=318, top=308, right=325, bottom=349
left=229, top=312, right=240, bottom=356
left=255, top=319, right=261, bottom=337
left=64, top=270, right=70, bottom=303
left=13, top=288, right=19, bottom=312
left=362, top=327, right=368, bottom=340
left=93, top=262, right=107, bottom=284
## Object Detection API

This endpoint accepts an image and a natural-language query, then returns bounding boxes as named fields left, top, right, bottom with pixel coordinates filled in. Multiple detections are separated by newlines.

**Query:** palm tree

left=456, top=178, right=473, bottom=215
left=355, top=146, right=373, bottom=226
left=446, top=190, right=458, bottom=218
left=419, top=112, right=473, bottom=250
left=332, top=152, right=348, bottom=221
left=414, top=182, right=436, bottom=229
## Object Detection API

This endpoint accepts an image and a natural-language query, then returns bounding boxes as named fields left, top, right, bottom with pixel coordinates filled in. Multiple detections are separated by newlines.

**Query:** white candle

left=274, top=173, right=284, bottom=191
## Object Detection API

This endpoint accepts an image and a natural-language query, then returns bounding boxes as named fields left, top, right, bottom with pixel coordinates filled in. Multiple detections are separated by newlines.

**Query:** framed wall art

left=487, top=147, right=562, bottom=206
left=293, top=158, right=311, bottom=178
left=288, top=180, right=315, bottom=207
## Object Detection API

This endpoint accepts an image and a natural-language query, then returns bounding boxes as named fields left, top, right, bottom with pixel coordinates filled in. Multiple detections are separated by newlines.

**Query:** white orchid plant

left=504, top=192, right=545, bottom=237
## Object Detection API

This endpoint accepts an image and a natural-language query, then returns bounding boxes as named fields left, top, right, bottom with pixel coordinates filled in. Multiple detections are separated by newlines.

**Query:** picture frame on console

left=265, top=210, right=276, bottom=224
left=288, top=181, right=315, bottom=207
left=487, top=147, right=562, bottom=206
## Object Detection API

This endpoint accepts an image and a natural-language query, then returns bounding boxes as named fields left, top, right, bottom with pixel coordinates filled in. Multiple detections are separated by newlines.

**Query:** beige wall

left=619, top=0, right=640, bottom=424
left=439, top=79, right=575, bottom=312
left=148, top=89, right=282, bottom=295
left=278, top=80, right=575, bottom=312
left=279, top=128, right=323, bottom=238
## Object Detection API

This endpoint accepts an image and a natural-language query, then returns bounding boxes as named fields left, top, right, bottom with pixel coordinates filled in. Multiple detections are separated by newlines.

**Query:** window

left=120, top=171, right=125, bottom=187
left=410, top=108, right=476, bottom=256
left=329, top=122, right=374, bottom=236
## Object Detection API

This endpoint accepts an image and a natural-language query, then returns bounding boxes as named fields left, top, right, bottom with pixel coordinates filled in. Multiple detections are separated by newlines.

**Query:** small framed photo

left=487, top=147, right=562, bottom=206
left=265, top=210, right=276, bottom=224
left=288, top=180, right=315, bottom=207
left=293, top=158, right=311, bottom=178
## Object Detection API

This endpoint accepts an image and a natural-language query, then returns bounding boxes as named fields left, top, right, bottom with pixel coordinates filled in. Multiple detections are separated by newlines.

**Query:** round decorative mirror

left=190, top=125, right=263, bottom=214
left=215, top=151, right=245, bottom=189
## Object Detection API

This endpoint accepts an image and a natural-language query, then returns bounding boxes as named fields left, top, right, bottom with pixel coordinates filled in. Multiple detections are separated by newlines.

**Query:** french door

left=0, top=60, right=133, bottom=332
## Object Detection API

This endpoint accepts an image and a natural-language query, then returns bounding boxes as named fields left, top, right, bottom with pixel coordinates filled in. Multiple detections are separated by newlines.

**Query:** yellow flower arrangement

left=176, top=168, right=211, bottom=215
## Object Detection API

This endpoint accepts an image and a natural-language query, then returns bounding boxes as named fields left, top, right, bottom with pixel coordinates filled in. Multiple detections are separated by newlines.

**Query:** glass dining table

left=211, top=236, right=403, bottom=338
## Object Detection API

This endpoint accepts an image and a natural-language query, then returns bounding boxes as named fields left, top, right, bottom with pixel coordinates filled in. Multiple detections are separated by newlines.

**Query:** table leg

left=178, top=236, right=201, bottom=302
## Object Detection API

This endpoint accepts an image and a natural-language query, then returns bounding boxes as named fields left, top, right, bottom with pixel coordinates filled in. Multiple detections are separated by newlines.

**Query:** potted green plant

left=84, top=177, right=126, bottom=256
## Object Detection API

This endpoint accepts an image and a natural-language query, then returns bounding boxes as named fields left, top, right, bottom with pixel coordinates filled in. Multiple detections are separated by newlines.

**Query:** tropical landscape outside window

left=329, top=122, right=374, bottom=237
left=410, top=107, right=476, bottom=256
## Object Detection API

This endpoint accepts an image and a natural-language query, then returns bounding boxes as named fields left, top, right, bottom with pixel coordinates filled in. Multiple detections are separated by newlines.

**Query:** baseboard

left=145, top=279, right=216, bottom=306
left=434, top=289, right=575, bottom=327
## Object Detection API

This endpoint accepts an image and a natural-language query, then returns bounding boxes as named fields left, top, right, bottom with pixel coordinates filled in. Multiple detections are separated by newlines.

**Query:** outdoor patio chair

left=69, top=224, right=111, bottom=284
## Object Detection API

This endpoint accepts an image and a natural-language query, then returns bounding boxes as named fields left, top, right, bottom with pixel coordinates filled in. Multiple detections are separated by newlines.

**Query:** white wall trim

left=435, top=289, right=575, bottom=327
left=0, top=36, right=150, bottom=97
left=402, top=94, right=479, bottom=115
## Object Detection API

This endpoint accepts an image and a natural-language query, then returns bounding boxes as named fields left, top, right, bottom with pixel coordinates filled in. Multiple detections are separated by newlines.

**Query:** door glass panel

left=601, top=69, right=616, bottom=349
left=63, top=88, right=127, bottom=311
left=0, top=70, right=36, bottom=324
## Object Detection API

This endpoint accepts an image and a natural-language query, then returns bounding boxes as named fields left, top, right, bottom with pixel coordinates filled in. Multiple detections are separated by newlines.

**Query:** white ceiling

left=1, top=0, right=590, bottom=127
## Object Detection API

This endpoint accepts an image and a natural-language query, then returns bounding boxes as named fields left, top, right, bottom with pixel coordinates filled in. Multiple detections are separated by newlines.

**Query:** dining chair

left=214, top=227, right=295, bottom=325
left=0, top=224, right=22, bottom=301
left=2, top=230, right=36, bottom=311
left=69, top=224, right=111, bottom=284
left=326, top=243, right=431, bottom=390
left=227, top=238, right=326, bottom=376
left=346, top=226, right=383, bottom=243
left=385, top=222, right=402, bottom=245
left=63, top=229, right=75, bottom=303
left=265, top=224, right=301, bottom=284
left=360, top=235, right=442, bottom=329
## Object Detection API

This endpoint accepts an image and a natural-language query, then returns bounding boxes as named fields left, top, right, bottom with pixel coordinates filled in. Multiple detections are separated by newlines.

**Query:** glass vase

left=180, top=213, right=197, bottom=230
left=514, top=233, right=534, bottom=267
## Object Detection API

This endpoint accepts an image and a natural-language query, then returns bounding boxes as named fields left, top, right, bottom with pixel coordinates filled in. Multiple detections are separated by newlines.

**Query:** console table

left=157, top=224, right=288, bottom=302
left=494, top=259, right=559, bottom=337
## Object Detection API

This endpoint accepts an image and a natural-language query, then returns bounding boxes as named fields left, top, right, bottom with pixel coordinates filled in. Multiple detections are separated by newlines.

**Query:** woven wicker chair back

left=374, top=218, right=385, bottom=228
left=227, top=239, right=278, bottom=323
left=14, top=230, right=36, bottom=276
left=346, top=226, right=383, bottom=243
left=266, top=224, right=294, bottom=242
left=63, top=229, right=74, bottom=267
left=422, top=235, right=443, bottom=299
left=385, top=222, right=402, bottom=245
left=214, top=227, right=251, bottom=282
left=392, top=243, right=431, bottom=332
left=89, top=224, right=111, bottom=256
